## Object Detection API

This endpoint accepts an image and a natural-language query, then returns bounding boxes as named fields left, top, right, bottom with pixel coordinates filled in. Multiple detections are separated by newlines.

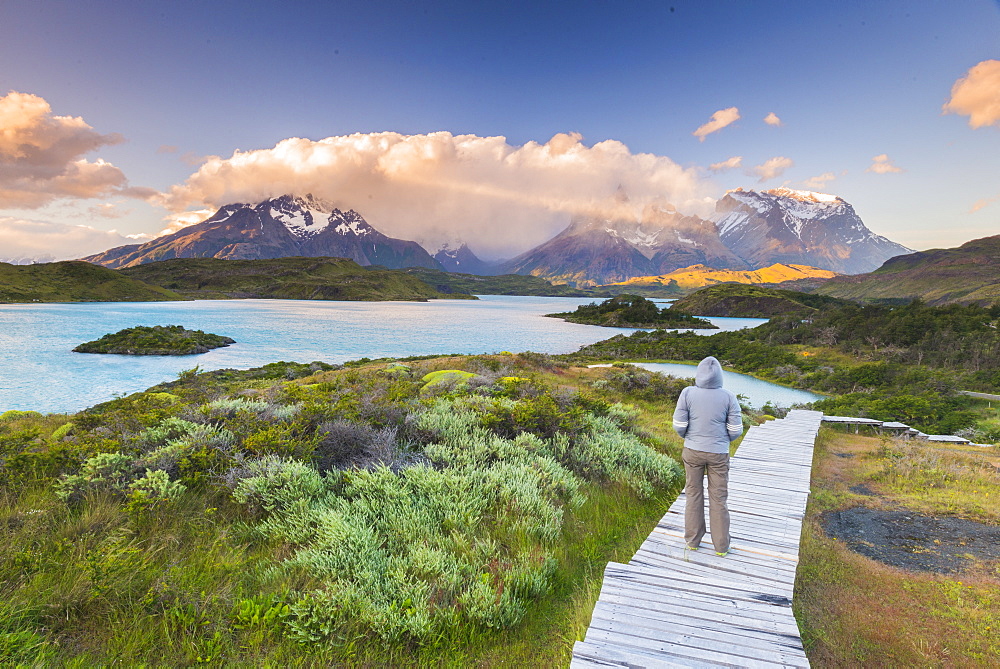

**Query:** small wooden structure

left=572, top=409, right=823, bottom=668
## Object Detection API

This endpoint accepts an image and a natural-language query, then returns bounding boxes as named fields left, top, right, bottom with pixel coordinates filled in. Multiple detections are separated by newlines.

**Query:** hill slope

left=671, top=283, right=848, bottom=318
left=606, top=263, right=838, bottom=292
left=0, top=261, right=183, bottom=303
left=119, top=257, right=472, bottom=301
left=815, top=235, right=1000, bottom=306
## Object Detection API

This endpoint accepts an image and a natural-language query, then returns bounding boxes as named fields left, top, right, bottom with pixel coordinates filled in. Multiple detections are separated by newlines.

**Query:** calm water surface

left=631, top=362, right=822, bottom=409
left=0, top=296, right=769, bottom=413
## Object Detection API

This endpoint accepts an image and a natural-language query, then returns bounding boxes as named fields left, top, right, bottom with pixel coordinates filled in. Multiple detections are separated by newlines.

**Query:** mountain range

left=81, top=189, right=911, bottom=284
left=712, top=188, right=911, bottom=274
left=82, top=195, right=442, bottom=270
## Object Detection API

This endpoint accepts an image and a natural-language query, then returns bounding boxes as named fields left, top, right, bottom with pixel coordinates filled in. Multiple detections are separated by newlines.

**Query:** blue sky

left=1, top=0, right=998, bottom=261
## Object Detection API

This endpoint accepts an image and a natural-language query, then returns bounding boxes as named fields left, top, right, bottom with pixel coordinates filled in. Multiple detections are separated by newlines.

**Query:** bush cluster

left=1, top=358, right=682, bottom=650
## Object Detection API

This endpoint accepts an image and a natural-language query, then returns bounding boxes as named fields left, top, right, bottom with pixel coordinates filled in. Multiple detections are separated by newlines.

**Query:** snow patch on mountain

left=331, top=210, right=372, bottom=236
left=271, top=205, right=333, bottom=238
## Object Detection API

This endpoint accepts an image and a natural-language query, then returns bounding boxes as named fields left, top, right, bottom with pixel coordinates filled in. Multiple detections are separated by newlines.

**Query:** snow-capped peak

left=764, top=187, right=842, bottom=204
left=331, top=209, right=373, bottom=236
left=267, top=195, right=334, bottom=238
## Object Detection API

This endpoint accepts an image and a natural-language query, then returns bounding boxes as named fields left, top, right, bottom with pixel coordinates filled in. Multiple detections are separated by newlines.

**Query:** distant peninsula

left=670, top=284, right=848, bottom=318
left=73, top=325, right=235, bottom=355
left=547, top=294, right=716, bottom=329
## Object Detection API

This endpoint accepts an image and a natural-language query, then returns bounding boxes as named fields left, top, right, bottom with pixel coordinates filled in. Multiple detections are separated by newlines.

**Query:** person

left=671, top=356, right=743, bottom=556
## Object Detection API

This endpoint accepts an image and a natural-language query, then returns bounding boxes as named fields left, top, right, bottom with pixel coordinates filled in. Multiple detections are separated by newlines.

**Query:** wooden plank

left=599, top=579, right=799, bottom=623
left=622, top=552, right=795, bottom=596
left=601, top=564, right=796, bottom=607
left=587, top=627, right=804, bottom=669
left=572, top=640, right=706, bottom=669
left=589, top=608, right=807, bottom=658
left=593, top=591, right=802, bottom=637
left=635, top=541, right=799, bottom=579
left=592, top=601, right=803, bottom=648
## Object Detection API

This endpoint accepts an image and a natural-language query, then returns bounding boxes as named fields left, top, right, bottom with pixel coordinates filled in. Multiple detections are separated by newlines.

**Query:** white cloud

left=763, top=112, right=783, bottom=127
left=801, top=172, right=837, bottom=190
left=709, top=156, right=742, bottom=172
left=0, top=216, right=149, bottom=262
left=943, top=59, right=1000, bottom=129
left=692, top=107, right=740, bottom=142
left=750, top=156, right=794, bottom=183
left=0, top=91, right=147, bottom=208
left=866, top=154, right=903, bottom=174
left=159, top=131, right=713, bottom=259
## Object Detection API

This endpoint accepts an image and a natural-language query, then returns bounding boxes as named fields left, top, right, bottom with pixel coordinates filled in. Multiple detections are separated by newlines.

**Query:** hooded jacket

left=672, top=356, right=743, bottom=454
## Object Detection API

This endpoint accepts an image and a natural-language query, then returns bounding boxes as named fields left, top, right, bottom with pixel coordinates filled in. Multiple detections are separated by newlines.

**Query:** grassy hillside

left=815, top=235, right=1000, bottom=306
left=401, top=267, right=604, bottom=297
left=119, top=257, right=475, bottom=301
left=0, top=355, right=685, bottom=665
left=670, top=283, right=848, bottom=318
left=0, top=261, right=183, bottom=303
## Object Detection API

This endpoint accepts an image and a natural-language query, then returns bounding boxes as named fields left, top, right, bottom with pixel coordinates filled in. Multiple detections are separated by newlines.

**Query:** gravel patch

left=821, top=506, right=1000, bottom=573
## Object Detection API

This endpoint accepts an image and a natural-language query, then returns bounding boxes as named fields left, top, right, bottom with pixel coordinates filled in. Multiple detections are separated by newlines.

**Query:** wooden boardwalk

left=572, top=409, right=823, bottom=668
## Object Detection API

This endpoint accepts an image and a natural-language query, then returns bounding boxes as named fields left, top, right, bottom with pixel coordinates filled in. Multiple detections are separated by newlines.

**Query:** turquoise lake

left=0, top=296, right=809, bottom=413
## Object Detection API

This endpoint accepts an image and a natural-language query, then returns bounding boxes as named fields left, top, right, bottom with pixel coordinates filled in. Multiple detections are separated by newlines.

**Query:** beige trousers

left=682, top=447, right=731, bottom=552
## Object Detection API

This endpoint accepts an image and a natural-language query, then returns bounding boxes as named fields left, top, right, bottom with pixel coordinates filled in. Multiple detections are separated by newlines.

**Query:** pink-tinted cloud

left=0, top=215, right=149, bottom=262
left=969, top=194, right=1000, bottom=213
left=801, top=172, right=836, bottom=190
left=750, top=156, right=794, bottom=182
left=692, top=107, right=740, bottom=142
left=763, top=112, right=783, bottom=127
left=159, top=131, right=713, bottom=258
left=0, top=91, right=142, bottom=208
left=943, top=60, right=1000, bottom=129
left=866, top=154, right=903, bottom=174
left=709, top=156, right=742, bottom=172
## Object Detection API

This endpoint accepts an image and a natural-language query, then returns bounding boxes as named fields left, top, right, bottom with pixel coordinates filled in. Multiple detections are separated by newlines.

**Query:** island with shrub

left=546, top=294, right=717, bottom=329
left=73, top=325, right=235, bottom=355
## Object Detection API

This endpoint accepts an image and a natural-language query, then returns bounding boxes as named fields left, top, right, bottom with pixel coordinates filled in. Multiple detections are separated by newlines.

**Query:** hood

left=695, top=356, right=723, bottom=389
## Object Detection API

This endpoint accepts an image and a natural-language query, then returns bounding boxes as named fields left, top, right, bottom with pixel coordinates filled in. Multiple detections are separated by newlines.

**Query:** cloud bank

left=943, top=60, right=1000, bottom=129
left=160, top=131, right=713, bottom=258
left=0, top=216, right=148, bottom=262
left=0, top=91, right=154, bottom=208
left=692, top=107, right=740, bottom=142
left=866, top=154, right=903, bottom=174
left=763, top=112, right=783, bottom=127
left=750, top=156, right=793, bottom=182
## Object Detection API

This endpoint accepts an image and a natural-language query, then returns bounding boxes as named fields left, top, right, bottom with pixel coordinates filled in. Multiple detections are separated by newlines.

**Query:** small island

left=73, top=325, right=235, bottom=355
left=546, top=294, right=717, bottom=329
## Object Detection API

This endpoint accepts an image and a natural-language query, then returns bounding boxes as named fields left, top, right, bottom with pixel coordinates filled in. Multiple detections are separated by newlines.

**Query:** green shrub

left=53, top=452, right=134, bottom=503
left=50, top=422, right=74, bottom=441
left=126, top=469, right=187, bottom=515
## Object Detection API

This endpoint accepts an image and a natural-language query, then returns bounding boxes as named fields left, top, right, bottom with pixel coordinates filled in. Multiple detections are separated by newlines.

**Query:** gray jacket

left=672, top=356, right=743, bottom=454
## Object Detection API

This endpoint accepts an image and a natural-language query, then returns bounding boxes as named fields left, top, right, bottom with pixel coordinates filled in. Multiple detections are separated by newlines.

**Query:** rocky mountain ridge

left=712, top=187, right=911, bottom=274
left=82, top=195, right=442, bottom=270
